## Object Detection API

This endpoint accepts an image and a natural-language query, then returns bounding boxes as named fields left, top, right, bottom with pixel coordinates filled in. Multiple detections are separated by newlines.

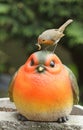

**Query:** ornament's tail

left=58, top=19, right=73, bottom=32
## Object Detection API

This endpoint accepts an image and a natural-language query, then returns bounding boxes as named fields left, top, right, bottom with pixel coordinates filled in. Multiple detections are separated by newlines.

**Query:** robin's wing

left=8, top=72, right=17, bottom=102
left=64, top=65, right=79, bottom=104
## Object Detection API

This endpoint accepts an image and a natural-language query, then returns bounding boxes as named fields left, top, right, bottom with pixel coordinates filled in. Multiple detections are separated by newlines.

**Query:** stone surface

left=0, top=98, right=83, bottom=130
left=0, top=98, right=16, bottom=109
left=71, top=105, right=83, bottom=115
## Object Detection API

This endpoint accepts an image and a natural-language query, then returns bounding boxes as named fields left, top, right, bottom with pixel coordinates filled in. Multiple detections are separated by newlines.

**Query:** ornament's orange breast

left=13, top=67, right=73, bottom=121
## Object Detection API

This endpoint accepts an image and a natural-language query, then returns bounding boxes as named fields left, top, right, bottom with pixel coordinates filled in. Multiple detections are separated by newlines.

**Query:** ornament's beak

left=36, top=65, right=45, bottom=73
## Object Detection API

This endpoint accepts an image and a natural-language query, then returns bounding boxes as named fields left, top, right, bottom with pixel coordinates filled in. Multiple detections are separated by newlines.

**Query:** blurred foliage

left=0, top=0, right=83, bottom=103
left=0, top=0, right=83, bottom=46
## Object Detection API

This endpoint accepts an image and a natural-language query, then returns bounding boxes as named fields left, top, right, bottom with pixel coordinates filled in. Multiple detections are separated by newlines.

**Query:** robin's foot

left=57, top=116, right=68, bottom=123
left=17, top=114, right=28, bottom=121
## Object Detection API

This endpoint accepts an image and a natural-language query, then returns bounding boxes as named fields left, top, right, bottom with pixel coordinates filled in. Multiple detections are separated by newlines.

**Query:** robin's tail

left=58, top=19, right=73, bottom=32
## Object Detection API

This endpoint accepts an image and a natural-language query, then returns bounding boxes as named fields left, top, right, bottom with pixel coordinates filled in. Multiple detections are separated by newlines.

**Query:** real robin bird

left=36, top=19, right=73, bottom=51
left=8, top=51, right=79, bottom=122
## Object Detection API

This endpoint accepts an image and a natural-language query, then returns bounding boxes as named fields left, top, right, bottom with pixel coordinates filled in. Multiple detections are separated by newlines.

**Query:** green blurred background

left=0, top=0, right=83, bottom=104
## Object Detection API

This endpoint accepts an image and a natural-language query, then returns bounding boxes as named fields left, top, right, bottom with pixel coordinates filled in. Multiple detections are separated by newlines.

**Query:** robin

left=36, top=19, right=73, bottom=52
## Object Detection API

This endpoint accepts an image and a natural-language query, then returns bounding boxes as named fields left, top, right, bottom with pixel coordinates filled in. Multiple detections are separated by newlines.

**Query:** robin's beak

left=35, top=43, right=41, bottom=50
left=36, top=65, right=46, bottom=73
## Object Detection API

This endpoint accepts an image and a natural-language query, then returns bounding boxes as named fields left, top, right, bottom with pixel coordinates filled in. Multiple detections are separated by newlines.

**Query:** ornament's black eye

left=50, top=61, right=55, bottom=67
left=30, top=59, right=34, bottom=66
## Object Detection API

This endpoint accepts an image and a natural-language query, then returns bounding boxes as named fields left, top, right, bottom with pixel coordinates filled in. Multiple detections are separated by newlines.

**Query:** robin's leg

left=52, top=43, right=58, bottom=53
left=44, top=44, right=57, bottom=52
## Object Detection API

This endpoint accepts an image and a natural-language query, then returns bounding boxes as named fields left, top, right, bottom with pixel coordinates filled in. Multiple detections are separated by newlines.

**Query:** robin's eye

left=30, top=59, right=34, bottom=66
left=50, top=61, right=55, bottom=67
left=42, top=39, right=45, bottom=41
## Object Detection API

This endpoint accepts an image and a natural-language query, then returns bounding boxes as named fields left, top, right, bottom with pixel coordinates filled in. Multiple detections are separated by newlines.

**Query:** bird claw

left=57, top=116, right=68, bottom=123
left=17, top=114, right=28, bottom=121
